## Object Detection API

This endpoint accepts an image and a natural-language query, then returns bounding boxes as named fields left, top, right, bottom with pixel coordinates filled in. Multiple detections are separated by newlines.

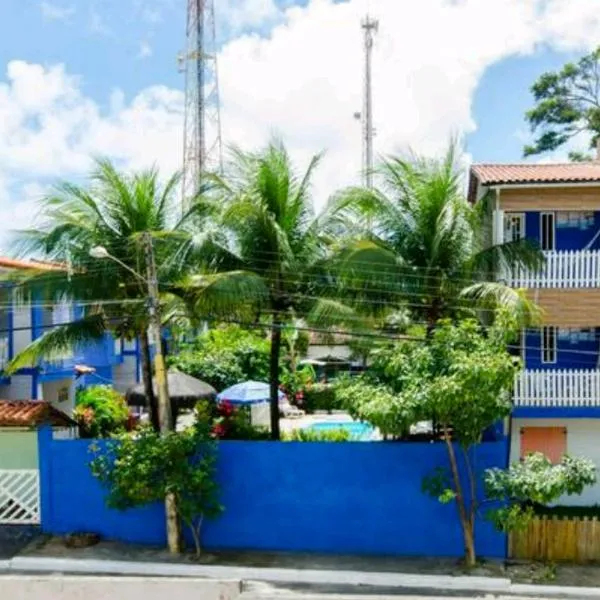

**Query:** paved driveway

left=0, top=526, right=39, bottom=559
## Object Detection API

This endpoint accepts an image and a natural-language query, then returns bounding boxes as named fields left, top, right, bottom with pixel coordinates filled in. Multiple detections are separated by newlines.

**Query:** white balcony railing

left=505, top=250, right=600, bottom=288
left=514, top=369, right=600, bottom=407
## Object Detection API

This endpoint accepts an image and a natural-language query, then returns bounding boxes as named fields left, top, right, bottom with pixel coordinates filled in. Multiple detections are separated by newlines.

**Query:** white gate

left=0, top=470, right=40, bottom=525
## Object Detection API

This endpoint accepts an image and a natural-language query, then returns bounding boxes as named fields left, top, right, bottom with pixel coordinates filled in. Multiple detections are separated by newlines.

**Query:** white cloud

left=137, top=41, right=153, bottom=59
left=39, top=1, right=75, bottom=22
left=0, top=61, right=184, bottom=244
left=5, top=0, right=600, bottom=250
left=216, top=0, right=283, bottom=35
left=214, top=0, right=600, bottom=205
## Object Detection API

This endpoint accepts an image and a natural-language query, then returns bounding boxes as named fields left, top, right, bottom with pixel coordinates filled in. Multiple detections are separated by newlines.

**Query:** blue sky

left=0, top=0, right=598, bottom=245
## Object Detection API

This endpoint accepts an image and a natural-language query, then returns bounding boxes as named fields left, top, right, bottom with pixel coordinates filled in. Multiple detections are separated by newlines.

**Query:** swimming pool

left=307, top=420, right=375, bottom=441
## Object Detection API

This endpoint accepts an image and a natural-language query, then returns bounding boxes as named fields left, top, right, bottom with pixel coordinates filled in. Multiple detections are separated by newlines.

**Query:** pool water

left=307, top=420, right=375, bottom=441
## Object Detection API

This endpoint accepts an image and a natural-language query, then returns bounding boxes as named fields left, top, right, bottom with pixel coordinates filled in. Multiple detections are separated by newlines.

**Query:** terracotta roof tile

left=0, top=257, right=65, bottom=272
left=471, top=163, right=600, bottom=186
left=0, top=401, right=76, bottom=428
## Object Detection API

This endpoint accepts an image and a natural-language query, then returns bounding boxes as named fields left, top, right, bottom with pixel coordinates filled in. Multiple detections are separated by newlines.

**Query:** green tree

left=5, top=159, right=202, bottom=431
left=90, top=405, right=223, bottom=557
left=169, top=325, right=271, bottom=390
left=185, top=140, right=343, bottom=439
left=330, top=142, right=542, bottom=330
left=524, top=47, right=600, bottom=159
left=337, top=314, right=521, bottom=566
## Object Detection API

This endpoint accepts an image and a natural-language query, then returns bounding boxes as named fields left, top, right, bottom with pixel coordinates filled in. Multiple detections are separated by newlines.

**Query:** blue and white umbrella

left=217, top=380, right=285, bottom=405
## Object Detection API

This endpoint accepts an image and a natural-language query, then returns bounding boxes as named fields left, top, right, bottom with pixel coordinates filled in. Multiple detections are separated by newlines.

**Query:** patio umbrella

left=217, top=380, right=285, bottom=405
left=126, top=370, right=217, bottom=410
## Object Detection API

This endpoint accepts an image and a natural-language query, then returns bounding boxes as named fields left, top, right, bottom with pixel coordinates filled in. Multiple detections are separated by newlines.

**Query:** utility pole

left=180, top=0, right=223, bottom=213
left=143, top=232, right=173, bottom=434
left=142, top=232, right=179, bottom=554
left=361, top=14, right=378, bottom=189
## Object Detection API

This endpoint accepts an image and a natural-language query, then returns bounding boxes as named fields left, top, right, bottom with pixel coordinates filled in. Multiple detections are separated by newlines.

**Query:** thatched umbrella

left=126, top=370, right=217, bottom=423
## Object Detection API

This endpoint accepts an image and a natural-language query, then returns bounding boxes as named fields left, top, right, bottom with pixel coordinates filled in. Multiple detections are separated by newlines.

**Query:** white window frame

left=504, top=213, right=525, bottom=243
left=540, top=212, right=556, bottom=251
left=541, top=326, right=557, bottom=364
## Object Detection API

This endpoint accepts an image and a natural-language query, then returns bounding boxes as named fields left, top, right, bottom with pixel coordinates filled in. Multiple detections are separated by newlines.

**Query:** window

left=540, top=212, right=555, bottom=250
left=57, top=387, right=69, bottom=403
left=541, top=326, right=557, bottom=364
left=504, top=213, right=524, bottom=242
left=520, top=426, right=566, bottom=464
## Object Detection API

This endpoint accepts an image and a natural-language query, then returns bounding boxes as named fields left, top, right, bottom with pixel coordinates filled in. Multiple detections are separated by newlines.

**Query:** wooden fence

left=510, top=516, right=600, bottom=562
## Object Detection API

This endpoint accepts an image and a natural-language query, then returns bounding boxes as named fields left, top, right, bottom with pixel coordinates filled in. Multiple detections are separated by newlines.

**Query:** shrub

left=169, top=325, right=270, bottom=390
left=75, top=385, right=129, bottom=438
left=283, top=427, right=350, bottom=442
left=195, top=399, right=271, bottom=441
left=302, top=384, right=339, bottom=413
left=90, top=417, right=223, bottom=557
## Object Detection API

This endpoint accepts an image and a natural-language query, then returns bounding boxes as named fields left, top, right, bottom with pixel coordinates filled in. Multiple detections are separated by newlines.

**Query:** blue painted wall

left=38, top=429, right=507, bottom=558
left=524, top=328, right=599, bottom=370
left=523, top=211, right=600, bottom=250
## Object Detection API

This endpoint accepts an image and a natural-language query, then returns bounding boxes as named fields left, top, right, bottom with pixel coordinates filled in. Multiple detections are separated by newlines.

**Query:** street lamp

left=89, top=246, right=109, bottom=260
left=88, top=242, right=172, bottom=430
left=89, top=240, right=179, bottom=552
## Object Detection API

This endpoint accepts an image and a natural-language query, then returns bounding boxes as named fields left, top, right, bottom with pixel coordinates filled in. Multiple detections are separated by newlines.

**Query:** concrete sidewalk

left=5, top=554, right=600, bottom=598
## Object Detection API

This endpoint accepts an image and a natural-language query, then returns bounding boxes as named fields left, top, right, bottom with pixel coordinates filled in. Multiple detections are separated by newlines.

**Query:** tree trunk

left=270, top=313, right=282, bottom=440
left=139, top=330, right=160, bottom=433
left=443, top=425, right=476, bottom=567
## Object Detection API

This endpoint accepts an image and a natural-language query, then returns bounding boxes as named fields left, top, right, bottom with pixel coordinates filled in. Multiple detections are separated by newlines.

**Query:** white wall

left=112, top=355, right=138, bottom=393
left=511, top=418, right=600, bottom=505
left=0, top=375, right=33, bottom=400
left=40, top=378, right=76, bottom=415
left=12, top=298, right=32, bottom=355
left=306, top=344, right=352, bottom=361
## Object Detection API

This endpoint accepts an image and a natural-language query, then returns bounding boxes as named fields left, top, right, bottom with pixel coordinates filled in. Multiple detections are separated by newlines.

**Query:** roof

left=0, top=401, right=76, bottom=428
left=0, top=257, right=65, bottom=272
left=471, top=162, right=600, bottom=186
left=468, top=162, right=600, bottom=204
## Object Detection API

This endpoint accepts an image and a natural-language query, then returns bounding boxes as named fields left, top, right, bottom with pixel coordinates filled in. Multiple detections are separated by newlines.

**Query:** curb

left=8, top=555, right=600, bottom=598
left=10, top=556, right=511, bottom=593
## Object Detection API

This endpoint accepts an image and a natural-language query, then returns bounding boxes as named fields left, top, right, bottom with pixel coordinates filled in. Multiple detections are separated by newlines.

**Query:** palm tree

left=328, top=142, right=543, bottom=330
left=5, top=158, right=201, bottom=431
left=183, top=140, right=345, bottom=440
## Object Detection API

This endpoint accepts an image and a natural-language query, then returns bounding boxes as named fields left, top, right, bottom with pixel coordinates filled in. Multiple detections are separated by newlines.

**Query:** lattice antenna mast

left=179, top=0, right=223, bottom=211
left=361, top=14, right=378, bottom=189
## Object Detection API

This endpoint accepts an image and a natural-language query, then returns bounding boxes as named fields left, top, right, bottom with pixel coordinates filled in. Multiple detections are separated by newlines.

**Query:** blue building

left=469, top=162, right=600, bottom=505
left=0, top=257, right=140, bottom=415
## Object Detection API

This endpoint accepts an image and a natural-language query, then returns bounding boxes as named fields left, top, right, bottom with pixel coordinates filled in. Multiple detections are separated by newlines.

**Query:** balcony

left=505, top=250, right=600, bottom=289
left=513, top=369, right=600, bottom=407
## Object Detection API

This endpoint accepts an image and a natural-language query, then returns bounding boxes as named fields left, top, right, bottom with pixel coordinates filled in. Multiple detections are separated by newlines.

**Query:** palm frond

left=183, top=270, right=269, bottom=318
left=461, top=282, right=542, bottom=327
left=5, top=313, right=108, bottom=374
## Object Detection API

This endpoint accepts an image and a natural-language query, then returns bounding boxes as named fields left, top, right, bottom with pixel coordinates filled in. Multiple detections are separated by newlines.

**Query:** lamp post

left=89, top=239, right=179, bottom=553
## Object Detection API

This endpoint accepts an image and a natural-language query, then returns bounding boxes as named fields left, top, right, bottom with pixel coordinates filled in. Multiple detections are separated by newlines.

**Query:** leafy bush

left=169, top=326, right=270, bottom=390
left=283, top=427, right=350, bottom=442
left=90, top=412, right=223, bottom=556
left=195, top=399, right=271, bottom=441
left=485, top=452, right=597, bottom=532
left=75, top=385, right=129, bottom=438
left=302, top=384, right=339, bottom=413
